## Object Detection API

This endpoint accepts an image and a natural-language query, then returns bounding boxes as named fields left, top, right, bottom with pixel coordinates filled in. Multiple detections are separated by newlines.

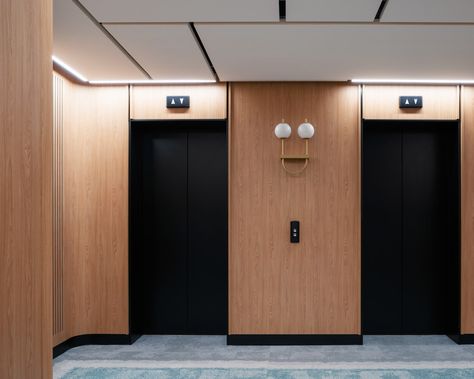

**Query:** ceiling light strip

left=52, top=56, right=88, bottom=82
left=352, top=79, right=474, bottom=84
left=88, top=79, right=216, bottom=85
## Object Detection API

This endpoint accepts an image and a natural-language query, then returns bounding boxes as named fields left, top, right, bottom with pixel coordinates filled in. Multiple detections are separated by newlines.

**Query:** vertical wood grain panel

left=229, top=83, right=360, bottom=334
left=0, top=0, right=52, bottom=377
left=130, top=84, right=227, bottom=120
left=363, top=85, right=459, bottom=120
left=53, top=74, right=65, bottom=345
left=61, top=80, right=129, bottom=339
left=461, top=86, right=474, bottom=334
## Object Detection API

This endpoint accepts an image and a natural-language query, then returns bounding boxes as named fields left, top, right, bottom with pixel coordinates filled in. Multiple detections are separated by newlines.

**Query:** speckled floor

left=53, top=336, right=474, bottom=378
left=54, top=335, right=474, bottom=363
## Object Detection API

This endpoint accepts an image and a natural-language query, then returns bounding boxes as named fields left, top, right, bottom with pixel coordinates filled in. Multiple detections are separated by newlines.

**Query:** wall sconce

left=274, top=119, right=315, bottom=175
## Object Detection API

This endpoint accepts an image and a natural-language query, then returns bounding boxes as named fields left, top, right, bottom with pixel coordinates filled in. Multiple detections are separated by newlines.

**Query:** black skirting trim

left=448, top=334, right=474, bottom=344
left=227, top=334, right=363, bottom=346
left=53, top=334, right=141, bottom=358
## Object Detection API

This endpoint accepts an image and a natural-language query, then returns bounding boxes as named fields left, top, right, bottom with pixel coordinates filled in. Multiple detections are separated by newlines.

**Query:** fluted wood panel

left=53, top=74, right=65, bottom=345
left=0, top=0, right=52, bottom=377
left=51, top=78, right=129, bottom=345
left=363, top=85, right=459, bottom=120
left=461, top=86, right=474, bottom=334
left=229, top=83, right=360, bottom=334
left=130, top=84, right=227, bottom=120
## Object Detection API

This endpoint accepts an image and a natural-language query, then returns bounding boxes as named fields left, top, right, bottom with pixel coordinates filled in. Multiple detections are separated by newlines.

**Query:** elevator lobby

left=3, top=1, right=474, bottom=378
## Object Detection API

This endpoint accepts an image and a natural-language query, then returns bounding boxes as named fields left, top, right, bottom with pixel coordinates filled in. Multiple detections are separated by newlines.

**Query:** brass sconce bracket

left=280, top=139, right=310, bottom=175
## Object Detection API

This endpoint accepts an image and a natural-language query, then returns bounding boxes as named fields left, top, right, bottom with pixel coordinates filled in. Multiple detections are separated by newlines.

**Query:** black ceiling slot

left=374, top=0, right=390, bottom=22
left=189, top=23, right=220, bottom=82
left=279, top=0, right=286, bottom=21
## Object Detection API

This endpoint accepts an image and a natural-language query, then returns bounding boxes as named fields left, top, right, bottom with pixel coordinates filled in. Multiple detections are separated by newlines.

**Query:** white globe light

left=274, top=122, right=292, bottom=139
left=297, top=121, right=315, bottom=139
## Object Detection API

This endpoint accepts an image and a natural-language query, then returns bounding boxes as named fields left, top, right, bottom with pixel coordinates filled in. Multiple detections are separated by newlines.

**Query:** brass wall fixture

left=274, top=119, right=315, bottom=175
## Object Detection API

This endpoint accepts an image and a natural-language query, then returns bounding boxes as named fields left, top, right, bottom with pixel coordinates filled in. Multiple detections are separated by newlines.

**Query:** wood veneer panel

left=53, top=74, right=65, bottom=346
left=462, top=86, right=474, bottom=334
left=130, top=84, right=227, bottom=120
left=62, top=81, right=129, bottom=337
left=229, top=83, right=360, bottom=334
left=0, top=0, right=52, bottom=377
left=363, top=85, right=459, bottom=120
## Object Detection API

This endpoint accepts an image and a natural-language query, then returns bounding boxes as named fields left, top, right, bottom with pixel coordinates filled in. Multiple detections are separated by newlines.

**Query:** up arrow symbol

left=405, top=99, right=410, bottom=105
left=171, top=98, right=176, bottom=105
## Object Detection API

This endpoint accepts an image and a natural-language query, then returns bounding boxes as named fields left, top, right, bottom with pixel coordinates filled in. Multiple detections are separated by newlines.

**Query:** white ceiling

left=54, top=0, right=474, bottom=82
left=53, top=0, right=147, bottom=80
left=286, top=0, right=380, bottom=22
left=80, top=0, right=279, bottom=23
left=382, top=0, right=474, bottom=23
left=196, top=24, right=474, bottom=81
left=105, top=24, right=214, bottom=81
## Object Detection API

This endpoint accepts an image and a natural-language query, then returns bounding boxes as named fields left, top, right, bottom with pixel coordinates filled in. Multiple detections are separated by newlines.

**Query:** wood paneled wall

left=53, top=79, right=474, bottom=341
left=53, top=77, right=230, bottom=346
left=52, top=76, right=130, bottom=345
left=130, top=84, right=227, bottom=120
left=229, top=83, right=361, bottom=334
left=363, top=85, right=459, bottom=120
left=461, top=86, right=474, bottom=334
left=1, top=0, right=52, bottom=377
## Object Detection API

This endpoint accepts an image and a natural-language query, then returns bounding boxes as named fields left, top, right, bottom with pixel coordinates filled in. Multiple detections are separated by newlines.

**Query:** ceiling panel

left=80, top=0, right=279, bottom=22
left=286, top=0, right=381, bottom=22
left=54, top=0, right=146, bottom=80
left=382, top=0, right=474, bottom=22
left=104, top=25, right=214, bottom=81
left=196, top=24, right=474, bottom=81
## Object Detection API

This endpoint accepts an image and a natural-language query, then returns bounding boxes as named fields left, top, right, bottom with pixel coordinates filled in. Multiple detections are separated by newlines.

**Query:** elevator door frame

left=129, top=119, right=228, bottom=336
left=361, top=119, right=461, bottom=336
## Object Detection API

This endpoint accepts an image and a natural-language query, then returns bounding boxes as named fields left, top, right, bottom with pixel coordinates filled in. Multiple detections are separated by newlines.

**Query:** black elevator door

left=130, top=121, right=227, bottom=335
left=362, top=121, right=459, bottom=335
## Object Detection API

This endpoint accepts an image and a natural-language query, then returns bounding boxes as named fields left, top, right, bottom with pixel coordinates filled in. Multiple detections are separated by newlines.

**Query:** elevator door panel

left=362, top=121, right=459, bottom=335
left=362, top=126, right=403, bottom=333
left=139, top=131, right=188, bottom=333
left=187, top=130, right=227, bottom=333
left=131, top=121, right=227, bottom=335
left=402, top=128, right=456, bottom=333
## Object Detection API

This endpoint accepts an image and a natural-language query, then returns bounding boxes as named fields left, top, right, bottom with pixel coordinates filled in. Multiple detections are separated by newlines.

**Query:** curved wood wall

left=1, top=0, right=52, bottom=377
left=52, top=75, right=129, bottom=344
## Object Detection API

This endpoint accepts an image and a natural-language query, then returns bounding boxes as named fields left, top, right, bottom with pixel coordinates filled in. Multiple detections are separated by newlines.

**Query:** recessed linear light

left=52, top=56, right=216, bottom=85
left=88, top=79, right=216, bottom=85
left=352, top=78, right=474, bottom=84
left=52, top=56, right=88, bottom=82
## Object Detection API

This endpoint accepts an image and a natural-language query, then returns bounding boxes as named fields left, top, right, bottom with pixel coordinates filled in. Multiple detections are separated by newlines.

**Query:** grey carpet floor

left=53, top=335, right=474, bottom=364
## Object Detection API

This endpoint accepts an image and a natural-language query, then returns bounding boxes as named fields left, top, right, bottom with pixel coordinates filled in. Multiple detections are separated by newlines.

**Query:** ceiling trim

left=74, top=0, right=152, bottom=79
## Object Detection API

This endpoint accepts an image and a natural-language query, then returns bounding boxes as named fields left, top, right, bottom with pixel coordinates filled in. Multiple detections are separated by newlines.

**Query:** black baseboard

left=448, top=334, right=474, bottom=345
left=227, top=334, right=363, bottom=345
left=53, top=334, right=140, bottom=358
